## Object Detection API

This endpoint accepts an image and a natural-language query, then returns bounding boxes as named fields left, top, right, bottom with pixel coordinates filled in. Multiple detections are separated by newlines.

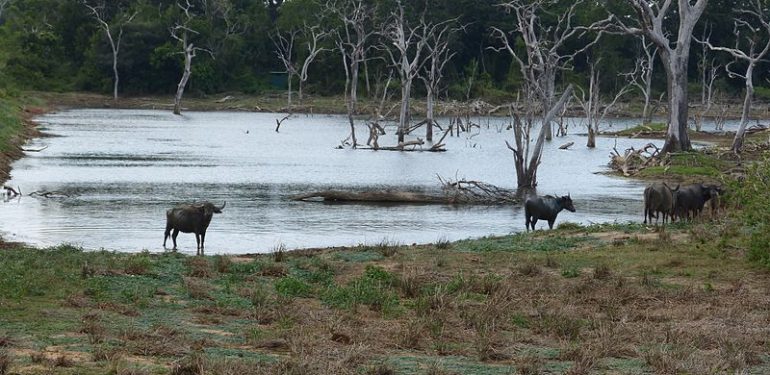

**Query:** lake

left=0, top=109, right=683, bottom=254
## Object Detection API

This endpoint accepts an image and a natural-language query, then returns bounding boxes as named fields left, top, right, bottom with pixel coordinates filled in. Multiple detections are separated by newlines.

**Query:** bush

left=274, top=276, right=312, bottom=298
left=729, top=154, right=770, bottom=267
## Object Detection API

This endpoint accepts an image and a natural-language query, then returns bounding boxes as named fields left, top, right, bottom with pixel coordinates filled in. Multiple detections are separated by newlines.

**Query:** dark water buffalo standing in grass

left=643, top=183, right=678, bottom=224
left=164, top=201, right=226, bottom=255
left=524, top=194, right=576, bottom=230
left=674, top=183, right=723, bottom=221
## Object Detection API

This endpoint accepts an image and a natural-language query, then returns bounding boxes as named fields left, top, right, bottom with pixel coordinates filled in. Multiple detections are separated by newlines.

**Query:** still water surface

left=0, top=109, right=680, bottom=254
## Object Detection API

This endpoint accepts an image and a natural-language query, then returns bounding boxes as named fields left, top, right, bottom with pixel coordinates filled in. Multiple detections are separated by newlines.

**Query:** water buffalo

left=674, top=183, right=722, bottom=221
left=643, top=183, right=678, bottom=224
left=524, top=194, right=576, bottom=231
left=163, top=201, right=226, bottom=255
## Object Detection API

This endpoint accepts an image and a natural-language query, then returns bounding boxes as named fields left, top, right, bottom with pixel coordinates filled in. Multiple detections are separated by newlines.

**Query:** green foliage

left=755, top=86, right=770, bottom=101
left=639, top=152, right=727, bottom=178
left=273, top=276, right=312, bottom=298
left=321, top=266, right=401, bottom=316
left=729, top=154, right=770, bottom=268
left=0, top=0, right=757, bottom=99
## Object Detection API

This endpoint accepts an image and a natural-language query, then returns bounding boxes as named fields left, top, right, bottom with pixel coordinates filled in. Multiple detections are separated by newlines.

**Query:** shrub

left=728, top=154, right=770, bottom=268
left=274, top=276, right=312, bottom=298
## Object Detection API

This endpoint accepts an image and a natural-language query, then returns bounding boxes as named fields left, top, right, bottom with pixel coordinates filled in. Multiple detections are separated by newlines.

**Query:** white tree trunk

left=732, top=69, right=754, bottom=152
left=174, top=42, right=193, bottom=116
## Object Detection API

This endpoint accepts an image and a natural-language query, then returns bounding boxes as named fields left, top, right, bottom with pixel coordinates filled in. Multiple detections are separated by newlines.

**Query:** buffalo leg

left=531, top=219, right=538, bottom=230
left=171, top=229, right=179, bottom=250
left=195, top=233, right=201, bottom=254
left=525, top=215, right=531, bottom=231
left=200, top=232, right=206, bottom=255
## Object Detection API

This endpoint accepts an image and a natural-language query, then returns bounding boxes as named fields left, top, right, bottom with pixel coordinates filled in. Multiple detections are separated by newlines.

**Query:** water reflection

left=0, top=109, right=688, bottom=254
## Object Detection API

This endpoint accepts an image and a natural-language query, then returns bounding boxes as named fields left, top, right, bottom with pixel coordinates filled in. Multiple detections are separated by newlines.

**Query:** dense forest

left=0, top=0, right=768, bottom=102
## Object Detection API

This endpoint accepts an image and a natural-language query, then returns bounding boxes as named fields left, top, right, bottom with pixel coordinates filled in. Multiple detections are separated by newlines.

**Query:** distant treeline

left=0, top=0, right=767, bottom=102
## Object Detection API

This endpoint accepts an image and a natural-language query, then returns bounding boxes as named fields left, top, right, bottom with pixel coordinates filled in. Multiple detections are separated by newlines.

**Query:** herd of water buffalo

left=642, top=182, right=722, bottom=225
left=523, top=182, right=721, bottom=231
left=161, top=183, right=720, bottom=253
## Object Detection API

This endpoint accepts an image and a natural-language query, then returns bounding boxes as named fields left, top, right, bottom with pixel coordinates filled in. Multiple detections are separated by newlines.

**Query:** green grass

left=637, top=152, right=727, bottom=178
left=454, top=232, right=595, bottom=253
left=0, top=95, right=26, bottom=155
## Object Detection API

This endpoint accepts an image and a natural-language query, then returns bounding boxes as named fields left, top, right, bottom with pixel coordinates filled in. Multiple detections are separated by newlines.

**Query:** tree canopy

left=0, top=0, right=767, bottom=101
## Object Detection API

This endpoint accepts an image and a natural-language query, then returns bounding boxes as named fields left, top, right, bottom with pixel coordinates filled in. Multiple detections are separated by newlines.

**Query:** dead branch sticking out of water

left=291, top=177, right=518, bottom=205
left=274, top=113, right=293, bottom=132
left=609, top=142, right=664, bottom=176
left=559, top=142, right=574, bottom=150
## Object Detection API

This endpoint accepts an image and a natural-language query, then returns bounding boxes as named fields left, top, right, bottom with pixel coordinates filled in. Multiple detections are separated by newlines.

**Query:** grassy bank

left=0, top=92, right=47, bottom=183
left=1, top=217, right=769, bottom=374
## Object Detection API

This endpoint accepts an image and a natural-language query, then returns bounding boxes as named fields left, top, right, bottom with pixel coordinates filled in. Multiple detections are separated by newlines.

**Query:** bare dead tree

left=611, top=0, right=709, bottom=153
left=490, top=0, right=610, bottom=141
left=170, top=0, right=213, bottom=116
left=297, top=25, right=330, bottom=104
left=381, top=0, right=432, bottom=144
left=506, top=85, right=574, bottom=188
left=419, top=19, right=459, bottom=142
left=575, top=60, right=633, bottom=148
left=695, top=59, right=720, bottom=132
left=620, top=36, right=658, bottom=125
left=700, top=0, right=770, bottom=153
left=82, top=1, right=137, bottom=101
left=325, top=0, right=377, bottom=148
left=271, top=27, right=300, bottom=107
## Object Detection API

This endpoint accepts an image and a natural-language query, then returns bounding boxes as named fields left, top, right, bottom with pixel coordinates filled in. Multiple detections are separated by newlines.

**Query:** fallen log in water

left=292, top=178, right=519, bottom=205
left=291, top=190, right=449, bottom=203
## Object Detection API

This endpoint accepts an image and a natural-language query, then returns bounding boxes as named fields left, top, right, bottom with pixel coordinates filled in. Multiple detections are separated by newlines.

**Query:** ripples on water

left=3, top=109, right=728, bottom=254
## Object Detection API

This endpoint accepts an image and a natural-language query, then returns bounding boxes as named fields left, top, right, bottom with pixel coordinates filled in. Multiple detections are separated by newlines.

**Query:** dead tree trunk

left=297, top=25, right=329, bottom=104
left=170, top=1, right=211, bottom=116
left=507, top=85, right=574, bottom=188
left=382, top=0, right=429, bottom=144
left=491, top=0, right=609, bottom=145
left=82, top=1, right=137, bottom=101
left=327, top=0, right=376, bottom=148
left=577, top=59, right=633, bottom=148
left=622, top=37, right=658, bottom=125
left=701, top=0, right=770, bottom=153
left=420, top=20, right=458, bottom=143
left=271, top=28, right=299, bottom=108
left=612, top=0, right=709, bottom=153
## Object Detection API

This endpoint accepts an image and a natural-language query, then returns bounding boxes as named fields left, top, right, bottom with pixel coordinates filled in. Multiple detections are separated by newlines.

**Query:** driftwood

left=292, top=177, right=519, bottom=205
left=21, top=145, right=48, bottom=152
left=215, top=95, right=235, bottom=103
left=29, top=191, right=71, bottom=198
left=358, top=138, right=447, bottom=152
left=609, top=142, right=663, bottom=176
left=558, top=142, right=574, bottom=150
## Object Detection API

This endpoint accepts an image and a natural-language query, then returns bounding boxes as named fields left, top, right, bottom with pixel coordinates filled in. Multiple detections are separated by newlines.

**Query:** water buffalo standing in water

left=674, top=183, right=722, bottom=221
left=643, top=183, right=678, bottom=224
left=164, top=201, right=226, bottom=255
left=524, top=194, right=576, bottom=231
